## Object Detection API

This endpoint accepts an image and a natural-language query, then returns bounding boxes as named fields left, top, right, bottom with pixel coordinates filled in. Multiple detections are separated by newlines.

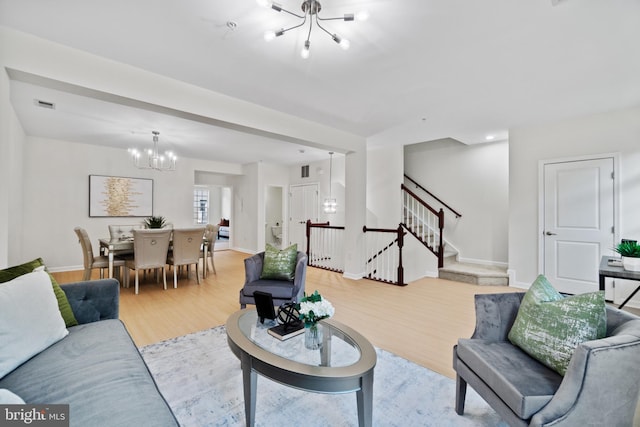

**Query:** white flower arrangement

left=297, top=290, right=335, bottom=327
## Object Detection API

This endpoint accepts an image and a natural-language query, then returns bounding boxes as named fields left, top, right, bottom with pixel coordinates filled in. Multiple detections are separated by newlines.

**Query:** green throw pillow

left=508, top=274, right=606, bottom=375
left=260, top=243, right=298, bottom=281
left=0, top=258, right=78, bottom=327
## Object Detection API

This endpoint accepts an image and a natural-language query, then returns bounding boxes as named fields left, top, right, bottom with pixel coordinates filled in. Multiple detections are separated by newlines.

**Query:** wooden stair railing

left=401, top=183, right=445, bottom=268
left=305, top=176, right=453, bottom=280
left=306, top=220, right=345, bottom=272
left=363, top=225, right=406, bottom=286
left=404, top=174, right=462, bottom=218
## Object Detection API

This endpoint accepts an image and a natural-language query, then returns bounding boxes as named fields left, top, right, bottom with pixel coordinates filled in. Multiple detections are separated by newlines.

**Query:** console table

left=599, top=256, right=640, bottom=309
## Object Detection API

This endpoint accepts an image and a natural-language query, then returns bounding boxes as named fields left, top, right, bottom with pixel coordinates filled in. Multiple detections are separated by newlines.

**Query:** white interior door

left=289, top=184, right=318, bottom=251
left=543, top=158, right=615, bottom=294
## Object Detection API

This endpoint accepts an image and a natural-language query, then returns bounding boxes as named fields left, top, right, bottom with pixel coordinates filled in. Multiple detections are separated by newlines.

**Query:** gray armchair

left=239, top=251, right=307, bottom=309
left=453, top=292, right=640, bottom=427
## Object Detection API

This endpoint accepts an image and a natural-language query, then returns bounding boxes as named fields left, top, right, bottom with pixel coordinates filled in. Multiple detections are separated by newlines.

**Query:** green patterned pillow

left=260, top=243, right=298, bottom=281
left=508, top=275, right=606, bottom=375
left=0, top=258, right=78, bottom=327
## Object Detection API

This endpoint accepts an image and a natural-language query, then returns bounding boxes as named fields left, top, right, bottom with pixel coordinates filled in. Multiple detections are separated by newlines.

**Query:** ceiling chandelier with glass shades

left=257, top=0, right=369, bottom=59
left=128, top=131, right=177, bottom=172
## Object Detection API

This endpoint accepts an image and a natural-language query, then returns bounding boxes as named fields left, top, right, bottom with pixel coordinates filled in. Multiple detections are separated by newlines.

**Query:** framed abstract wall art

left=89, top=175, right=153, bottom=217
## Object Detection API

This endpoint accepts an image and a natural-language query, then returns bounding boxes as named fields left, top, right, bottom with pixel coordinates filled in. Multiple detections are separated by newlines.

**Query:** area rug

left=140, top=326, right=508, bottom=427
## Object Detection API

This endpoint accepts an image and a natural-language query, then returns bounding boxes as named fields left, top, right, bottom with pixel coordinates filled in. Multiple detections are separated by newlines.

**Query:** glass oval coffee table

left=226, top=309, right=377, bottom=427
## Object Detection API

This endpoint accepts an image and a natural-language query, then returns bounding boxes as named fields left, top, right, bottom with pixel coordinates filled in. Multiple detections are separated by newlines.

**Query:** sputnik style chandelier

left=323, top=151, right=337, bottom=214
left=257, top=0, right=369, bottom=59
left=128, top=131, right=177, bottom=172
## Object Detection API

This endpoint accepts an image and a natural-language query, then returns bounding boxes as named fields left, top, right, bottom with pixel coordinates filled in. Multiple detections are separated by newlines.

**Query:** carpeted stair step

left=442, top=250, right=457, bottom=266
left=438, top=262, right=508, bottom=286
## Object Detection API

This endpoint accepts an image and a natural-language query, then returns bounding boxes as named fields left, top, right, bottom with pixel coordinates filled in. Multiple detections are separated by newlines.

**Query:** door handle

left=544, top=231, right=557, bottom=236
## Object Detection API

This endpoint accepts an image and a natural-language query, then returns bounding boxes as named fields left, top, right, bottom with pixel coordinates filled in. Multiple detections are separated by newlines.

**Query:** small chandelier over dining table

left=257, top=0, right=369, bottom=59
left=128, top=131, right=177, bottom=172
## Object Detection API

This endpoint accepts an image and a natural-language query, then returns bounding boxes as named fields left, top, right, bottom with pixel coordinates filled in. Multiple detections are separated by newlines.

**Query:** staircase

left=438, top=261, right=509, bottom=286
left=402, top=177, right=509, bottom=286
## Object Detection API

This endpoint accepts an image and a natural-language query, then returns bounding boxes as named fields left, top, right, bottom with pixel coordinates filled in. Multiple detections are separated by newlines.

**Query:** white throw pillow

left=0, top=388, right=25, bottom=404
left=0, top=270, right=68, bottom=379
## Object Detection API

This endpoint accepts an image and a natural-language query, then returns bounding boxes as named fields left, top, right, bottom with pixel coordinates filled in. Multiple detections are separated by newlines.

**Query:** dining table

left=99, top=238, right=133, bottom=279
left=99, top=236, right=213, bottom=280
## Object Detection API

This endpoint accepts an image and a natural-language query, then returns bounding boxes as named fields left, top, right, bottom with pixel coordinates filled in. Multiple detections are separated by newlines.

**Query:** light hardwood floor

left=52, top=250, right=522, bottom=379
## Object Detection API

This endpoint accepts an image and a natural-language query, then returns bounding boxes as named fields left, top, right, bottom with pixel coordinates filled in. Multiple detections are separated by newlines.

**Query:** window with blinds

left=194, top=188, right=209, bottom=225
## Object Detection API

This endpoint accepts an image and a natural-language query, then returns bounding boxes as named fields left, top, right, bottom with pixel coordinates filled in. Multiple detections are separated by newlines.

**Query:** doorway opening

left=265, top=186, right=284, bottom=249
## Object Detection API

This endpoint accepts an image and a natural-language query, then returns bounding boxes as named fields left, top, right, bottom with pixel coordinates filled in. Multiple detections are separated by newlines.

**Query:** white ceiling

left=1, top=0, right=639, bottom=165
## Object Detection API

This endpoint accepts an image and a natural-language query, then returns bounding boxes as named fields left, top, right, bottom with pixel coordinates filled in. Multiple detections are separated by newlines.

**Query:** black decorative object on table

left=253, top=291, right=276, bottom=324
left=277, top=303, right=302, bottom=328
left=268, top=303, right=304, bottom=340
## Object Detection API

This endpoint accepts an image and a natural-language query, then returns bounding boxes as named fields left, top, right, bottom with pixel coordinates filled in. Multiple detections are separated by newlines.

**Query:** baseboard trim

left=232, top=247, right=255, bottom=255
left=343, top=271, right=364, bottom=280
left=507, top=269, right=532, bottom=290
left=424, top=270, right=438, bottom=278
left=48, top=264, right=83, bottom=273
left=457, top=257, right=508, bottom=269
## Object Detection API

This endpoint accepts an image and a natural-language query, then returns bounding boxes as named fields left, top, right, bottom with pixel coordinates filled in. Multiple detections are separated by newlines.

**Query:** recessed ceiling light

left=485, top=135, right=495, bottom=141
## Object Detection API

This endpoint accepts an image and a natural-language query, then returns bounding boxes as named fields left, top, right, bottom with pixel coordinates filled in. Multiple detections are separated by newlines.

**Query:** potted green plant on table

left=144, top=216, right=167, bottom=229
left=614, top=240, right=640, bottom=271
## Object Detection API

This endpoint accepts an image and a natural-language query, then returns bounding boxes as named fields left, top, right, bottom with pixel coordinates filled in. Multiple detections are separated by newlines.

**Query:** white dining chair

left=167, top=227, right=206, bottom=288
left=74, top=227, right=125, bottom=281
left=202, top=224, right=219, bottom=277
left=124, top=229, right=172, bottom=295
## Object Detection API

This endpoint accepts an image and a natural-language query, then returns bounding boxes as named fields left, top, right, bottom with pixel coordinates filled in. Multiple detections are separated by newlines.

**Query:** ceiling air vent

left=34, top=99, right=56, bottom=110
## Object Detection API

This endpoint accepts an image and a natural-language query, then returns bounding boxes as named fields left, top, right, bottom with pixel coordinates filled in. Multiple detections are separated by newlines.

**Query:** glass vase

left=304, top=323, right=323, bottom=350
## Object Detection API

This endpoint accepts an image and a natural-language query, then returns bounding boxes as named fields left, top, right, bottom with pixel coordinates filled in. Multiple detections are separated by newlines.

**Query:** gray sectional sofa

left=0, top=279, right=178, bottom=427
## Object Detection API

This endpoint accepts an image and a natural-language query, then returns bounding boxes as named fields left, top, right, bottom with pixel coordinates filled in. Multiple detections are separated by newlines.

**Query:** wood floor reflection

left=53, top=250, right=521, bottom=379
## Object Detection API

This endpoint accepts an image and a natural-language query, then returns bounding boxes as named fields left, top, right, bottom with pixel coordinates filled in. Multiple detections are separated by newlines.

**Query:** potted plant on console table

left=614, top=240, right=640, bottom=271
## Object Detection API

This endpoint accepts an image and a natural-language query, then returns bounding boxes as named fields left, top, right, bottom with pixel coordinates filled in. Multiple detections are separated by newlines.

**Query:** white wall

left=404, top=138, right=509, bottom=267
left=208, top=186, right=223, bottom=224
left=0, top=68, right=26, bottom=268
left=366, top=146, right=403, bottom=227
left=20, top=136, right=243, bottom=270
left=229, top=164, right=259, bottom=254
left=343, top=149, right=368, bottom=278
left=509, top=106, right=640, bottom=290
left=221, top=187, right=231, bottom=220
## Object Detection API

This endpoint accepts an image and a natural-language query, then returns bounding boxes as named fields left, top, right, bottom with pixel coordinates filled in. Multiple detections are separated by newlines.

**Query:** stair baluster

left=401, top=183, right=445, bottom=268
